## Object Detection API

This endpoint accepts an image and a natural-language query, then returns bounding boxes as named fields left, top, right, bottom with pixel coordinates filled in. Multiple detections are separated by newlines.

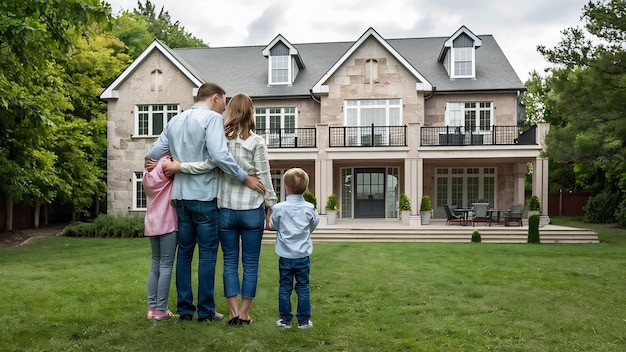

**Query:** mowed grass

left=0, top=217, right=624, bottom=351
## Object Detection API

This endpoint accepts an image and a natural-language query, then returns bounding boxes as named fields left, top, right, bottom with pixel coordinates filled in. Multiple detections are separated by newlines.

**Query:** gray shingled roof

left=171, top=34, right=524, bottom=99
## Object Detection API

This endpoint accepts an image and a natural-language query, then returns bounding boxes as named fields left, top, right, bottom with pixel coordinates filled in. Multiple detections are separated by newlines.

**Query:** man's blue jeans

left=219, top=205, right=265, bottom=299
left=174, top=200, right=219, bottom=319
left=278, top=256, right=311, bottom=325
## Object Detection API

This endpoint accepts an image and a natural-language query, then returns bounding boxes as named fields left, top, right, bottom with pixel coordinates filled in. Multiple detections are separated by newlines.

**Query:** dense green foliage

left=399, top=193, right=411, bottom=211
left=420, top=195, right=432, bottom=211
left=527, top=195, right=541, bottom=212
left=112, top=0, right=207, bottom=58
left=0, top=1, right=210, bottom=228
left=528, top=214, right=540, bottom=243
left=303, top=191, right=317, bottom=208
left=63, top=214, right=144, bottom=238
left=529, top=0, right=626, bottom=225
left=471, top=230, right=481, bottom=243
left=583, top=189, right=622, bottom=223
left=325, top=193, right=339, bottom=210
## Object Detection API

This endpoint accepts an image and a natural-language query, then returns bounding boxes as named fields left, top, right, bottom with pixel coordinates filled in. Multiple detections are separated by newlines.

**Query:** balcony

left=420, top=125, right=537, bottom=146
left=329, top=125, right=407, bottom=147
left=257, top=128, right=316, bottom=148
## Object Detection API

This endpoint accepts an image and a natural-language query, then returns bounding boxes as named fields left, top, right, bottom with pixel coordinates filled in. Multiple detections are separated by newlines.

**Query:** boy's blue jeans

left=278, top=256, right=311, bottom=325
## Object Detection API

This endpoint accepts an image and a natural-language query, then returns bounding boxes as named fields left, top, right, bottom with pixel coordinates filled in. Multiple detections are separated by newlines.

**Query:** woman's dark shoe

left=239, top=318, right=251, bottom=325
left=228, top=316, right=240, bottom=326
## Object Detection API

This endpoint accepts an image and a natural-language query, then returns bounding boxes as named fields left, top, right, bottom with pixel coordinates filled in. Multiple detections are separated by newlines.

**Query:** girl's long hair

left=224, top=93, right=255, bottom=140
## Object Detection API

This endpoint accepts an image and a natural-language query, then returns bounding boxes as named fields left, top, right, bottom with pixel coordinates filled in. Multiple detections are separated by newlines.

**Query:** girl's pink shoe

left=147, top=308, right=157, bottom=320
left=153, top=310, right=174, bottom=320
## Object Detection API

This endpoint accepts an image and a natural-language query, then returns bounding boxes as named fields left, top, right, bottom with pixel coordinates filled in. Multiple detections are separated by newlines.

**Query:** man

left=145, top=82, right=264, bottom=322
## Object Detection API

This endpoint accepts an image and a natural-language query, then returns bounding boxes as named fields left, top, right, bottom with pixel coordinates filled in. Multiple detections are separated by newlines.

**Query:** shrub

left=471, top=230, right=481, bottom=243
left=583, top=190, right=620, bottom=223
left=325, top=193, right=339, bottom=210
left=303, top=191, right=317, bottom=209
left=63, top=214, right=144, bottom=238
left=399, top=193, right=411, bottom=211
left=527, top=195, right=541, bottom=212
left=527, top=214, right=540, bottom=243
left=420, top=195, right=432, bottom=211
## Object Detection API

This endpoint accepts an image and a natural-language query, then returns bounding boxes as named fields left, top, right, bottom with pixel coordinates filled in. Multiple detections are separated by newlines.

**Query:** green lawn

left=0, top=217, right=624, bottom=351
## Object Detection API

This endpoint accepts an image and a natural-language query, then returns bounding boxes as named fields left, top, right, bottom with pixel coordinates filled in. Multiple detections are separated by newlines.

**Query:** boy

left=269, top=168, right=319, bottom=329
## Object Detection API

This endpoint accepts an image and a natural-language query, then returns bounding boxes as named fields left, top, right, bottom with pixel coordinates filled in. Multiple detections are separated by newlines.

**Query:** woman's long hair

left=224, top=93, right=255, bottom=140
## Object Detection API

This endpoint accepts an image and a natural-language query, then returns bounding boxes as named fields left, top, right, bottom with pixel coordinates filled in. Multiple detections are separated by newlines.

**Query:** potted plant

left=527, top=195, right=540, bottom=217
left=420, top=195, right=432, bottom=225
left=399, top=193, right=411, bottom=225
left=325, top=193, right=339, bottom=225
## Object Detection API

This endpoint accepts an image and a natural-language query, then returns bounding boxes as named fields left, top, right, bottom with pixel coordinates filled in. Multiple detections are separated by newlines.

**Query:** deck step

left=262, top=227, right=599, bottom=244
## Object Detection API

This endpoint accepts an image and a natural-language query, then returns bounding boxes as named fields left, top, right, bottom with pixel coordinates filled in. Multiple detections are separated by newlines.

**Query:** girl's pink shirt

left=142, top=158, right=177, bottom=236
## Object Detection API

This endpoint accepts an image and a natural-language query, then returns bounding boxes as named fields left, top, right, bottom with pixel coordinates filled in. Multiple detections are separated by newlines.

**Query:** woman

left=174, top=93, right=277, bottom=325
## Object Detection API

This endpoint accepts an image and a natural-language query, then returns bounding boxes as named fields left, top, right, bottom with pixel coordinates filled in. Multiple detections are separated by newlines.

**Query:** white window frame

left=269, top=55, right=290, bottom=85
left=344, top=99, right=402, bottom=146
left=132, top=172, right=146, bottom=211
left=435, top=167, right=497, bottom=213
left=451, top=46, right=475, bottom=78
left=255, top=107, right=297, bottom=147
left=445, top=102, right=493, bottom=132
left=134, top=104, right=179, bottom=137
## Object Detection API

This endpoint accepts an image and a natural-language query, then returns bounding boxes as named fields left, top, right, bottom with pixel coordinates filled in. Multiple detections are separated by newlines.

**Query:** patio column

left=513, top=162, right=526, bottom=206
left=316, top=159, right=333, bottom=215
left=533, top=157, right=549, bottom=214
left=405, top=158, right=420, bottom=217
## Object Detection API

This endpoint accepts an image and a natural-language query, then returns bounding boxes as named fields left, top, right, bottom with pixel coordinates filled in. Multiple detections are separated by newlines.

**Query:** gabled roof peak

left=262, top=34, right=304, bottom=68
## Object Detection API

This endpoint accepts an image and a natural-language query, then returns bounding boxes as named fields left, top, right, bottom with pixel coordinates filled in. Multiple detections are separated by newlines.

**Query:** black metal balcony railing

left=257, top=128, right=316, bottom=148
left=420, top=125, right=537, bottom=146
left=329, top=125, right=407, bottom=147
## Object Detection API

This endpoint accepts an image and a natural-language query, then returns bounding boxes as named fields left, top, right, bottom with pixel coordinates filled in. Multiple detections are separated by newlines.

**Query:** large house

left=101, top=26, right=549, bottom=224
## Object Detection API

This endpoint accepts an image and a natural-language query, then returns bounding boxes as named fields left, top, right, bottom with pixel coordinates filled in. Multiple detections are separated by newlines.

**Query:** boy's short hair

left=283, top=168, right=309, bottom=195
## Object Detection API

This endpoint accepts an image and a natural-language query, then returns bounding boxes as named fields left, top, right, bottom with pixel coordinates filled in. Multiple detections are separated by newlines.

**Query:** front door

left=354, top=168, right=385, bottom=218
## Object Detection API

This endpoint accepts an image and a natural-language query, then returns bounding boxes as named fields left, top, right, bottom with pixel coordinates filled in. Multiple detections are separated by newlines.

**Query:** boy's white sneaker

left=276, top=319, right=291, bottom=328
left=298, top=320, right=313, bottom=329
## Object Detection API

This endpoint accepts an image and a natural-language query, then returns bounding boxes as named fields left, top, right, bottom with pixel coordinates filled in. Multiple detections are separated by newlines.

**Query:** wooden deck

left=262, top=218, right=599, bottom=244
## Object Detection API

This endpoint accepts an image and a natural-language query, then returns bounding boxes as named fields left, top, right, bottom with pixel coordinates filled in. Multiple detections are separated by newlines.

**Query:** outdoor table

left=487, top=209, right=504, bottom=226
left=453, top=208, right=472, bottom=226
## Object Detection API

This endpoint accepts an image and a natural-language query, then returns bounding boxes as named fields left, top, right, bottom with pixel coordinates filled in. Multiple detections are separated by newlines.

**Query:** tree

left=112, top=0, right=207, bottom=58
left=535, top=0, right=626, bottom=221
left=0, top=0, right=111, bottom=229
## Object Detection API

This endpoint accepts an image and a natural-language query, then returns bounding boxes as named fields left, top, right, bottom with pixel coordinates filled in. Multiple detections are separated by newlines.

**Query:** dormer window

left=262, top=34, right=305, bottom=86
left=438, top=26, right=482, bottom=79
left=453, top=34, right=474, bottom=77
left=270, top=43, right=290, bottom=84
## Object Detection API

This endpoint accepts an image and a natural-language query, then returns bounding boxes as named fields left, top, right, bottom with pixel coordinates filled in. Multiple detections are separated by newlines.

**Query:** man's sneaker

left=275, top=319, right=291, bottom=328
left=198, top=312, right=224, bottom=323
left=298, top=320, right=313, bottom=329
left=179, top=314, right=193, bottom=321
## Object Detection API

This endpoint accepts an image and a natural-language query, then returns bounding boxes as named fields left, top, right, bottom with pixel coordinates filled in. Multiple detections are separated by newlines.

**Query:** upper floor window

left=269, top=43, right=290, bottom=85
left=438, top=26, right=481, bottom=79
left=255, top=107, right=297, bottom=147
left=452, top=34, right=475, bottom=78
left=135, top=104, right=179, bottom=137
left=344, top=99, right=401, bottom=126
left=446, top=102, right=492, bottom=132
left=365, top=59, right=379, bottom=84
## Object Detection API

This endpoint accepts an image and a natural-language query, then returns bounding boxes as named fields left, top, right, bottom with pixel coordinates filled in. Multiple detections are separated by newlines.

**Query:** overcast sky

left=107, top=0, right=591, bottom=82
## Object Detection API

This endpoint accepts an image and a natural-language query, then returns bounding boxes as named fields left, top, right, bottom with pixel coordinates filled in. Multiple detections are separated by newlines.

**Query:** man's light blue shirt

left=145, top=104, right=247, bottom=201
left=270, top=194, right=319, bottom=259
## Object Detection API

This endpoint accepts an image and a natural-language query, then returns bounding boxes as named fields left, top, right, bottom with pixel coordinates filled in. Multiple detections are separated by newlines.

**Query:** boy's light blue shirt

left=145, top=104, right=247, bottom=201
left=270, top=194, right=319, bottom=259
